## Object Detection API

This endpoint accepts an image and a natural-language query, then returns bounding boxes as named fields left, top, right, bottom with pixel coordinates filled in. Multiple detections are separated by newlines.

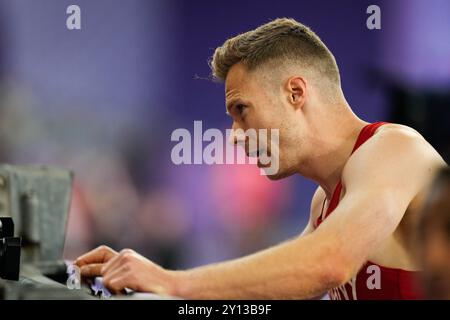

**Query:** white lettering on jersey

left=329, top=276, right=357, bottom=300
left=366, top=264, right=381, bottom=290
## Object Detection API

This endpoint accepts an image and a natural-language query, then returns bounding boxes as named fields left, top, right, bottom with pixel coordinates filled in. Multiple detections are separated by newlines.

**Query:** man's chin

left=260, top=166, right=291, bottom=180
left=265, top=173, right=284, bottom=181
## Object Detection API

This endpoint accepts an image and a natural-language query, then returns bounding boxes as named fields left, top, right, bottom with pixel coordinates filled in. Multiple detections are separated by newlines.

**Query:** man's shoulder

left=345, top=123, right=442, bottom=174
left=373, top=123, right=424, bottom=141
left=366, top=123, right=426, bottom=150
left=342, top=122, right=445, bottom=192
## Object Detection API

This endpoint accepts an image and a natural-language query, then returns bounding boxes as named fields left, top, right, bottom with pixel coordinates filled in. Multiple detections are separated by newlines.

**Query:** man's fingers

left=80, top=263, right=104, bottom=277
left=100, top=252, right=122, bottom=275
left=101, top=249, right=134, bottom=275
left=104, top=273, right=130, bottom=293
left=103, top=265, right=129, bottom=289
left=75, top=246, right=118, bottom=267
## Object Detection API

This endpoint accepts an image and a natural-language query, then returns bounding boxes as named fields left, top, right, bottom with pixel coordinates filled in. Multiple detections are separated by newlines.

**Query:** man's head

left=210, top=18, right=346, bottom=179
left=418, top=167, right=450, bottom=299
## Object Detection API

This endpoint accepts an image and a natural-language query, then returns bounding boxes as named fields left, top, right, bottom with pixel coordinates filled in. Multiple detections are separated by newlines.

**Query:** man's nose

left=228, top=122, right=246, bottom=146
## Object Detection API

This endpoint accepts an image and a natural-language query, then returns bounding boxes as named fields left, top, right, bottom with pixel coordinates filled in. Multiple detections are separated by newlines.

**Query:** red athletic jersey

left=314, top=122, right=423, bottom=300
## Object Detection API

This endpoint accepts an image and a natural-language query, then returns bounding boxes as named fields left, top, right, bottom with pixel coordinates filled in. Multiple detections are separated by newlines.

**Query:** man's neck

left=298, top=105, right=368, bottom=198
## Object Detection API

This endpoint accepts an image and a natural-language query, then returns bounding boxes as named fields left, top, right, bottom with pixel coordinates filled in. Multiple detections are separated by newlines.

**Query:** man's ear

left=285, top=76, right=307, bottom=110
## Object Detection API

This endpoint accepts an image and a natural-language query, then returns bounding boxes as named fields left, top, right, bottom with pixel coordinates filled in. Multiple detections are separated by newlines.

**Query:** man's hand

left=75, top=245, right=118, bottom=277
left=74, top=246, right=180, bottom=295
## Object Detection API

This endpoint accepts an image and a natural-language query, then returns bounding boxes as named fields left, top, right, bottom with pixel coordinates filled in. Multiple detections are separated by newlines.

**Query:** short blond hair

left=210, top=18, right=340, bottom=86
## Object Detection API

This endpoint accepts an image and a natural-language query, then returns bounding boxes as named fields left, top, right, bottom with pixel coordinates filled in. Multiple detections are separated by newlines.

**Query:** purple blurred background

left=0, top=0, right=449, bottom=269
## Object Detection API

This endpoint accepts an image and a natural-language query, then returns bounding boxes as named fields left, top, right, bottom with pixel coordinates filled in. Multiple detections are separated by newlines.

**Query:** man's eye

left=236, top=104, right=246, bottom=114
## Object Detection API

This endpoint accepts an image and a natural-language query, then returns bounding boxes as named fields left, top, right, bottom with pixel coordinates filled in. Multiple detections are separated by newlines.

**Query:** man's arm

left=75, top=186, right=328, bottom=297
left=76, top=128, right=445, bottom=299
left=173, top=128, right=443, bottom=299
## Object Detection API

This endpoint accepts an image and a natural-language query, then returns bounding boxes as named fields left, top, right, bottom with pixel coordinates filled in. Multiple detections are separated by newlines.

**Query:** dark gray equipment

left=0, top=164, right=171, bottom=300
left=0, top=164, right=93, bottom=299
left=0, top=217, right=21, bottom=280
left=0, top=164, right=72, bottom=263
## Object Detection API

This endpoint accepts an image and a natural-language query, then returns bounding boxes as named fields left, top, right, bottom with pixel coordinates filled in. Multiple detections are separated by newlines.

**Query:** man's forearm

left=173, top=233, right=346, bottom=299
